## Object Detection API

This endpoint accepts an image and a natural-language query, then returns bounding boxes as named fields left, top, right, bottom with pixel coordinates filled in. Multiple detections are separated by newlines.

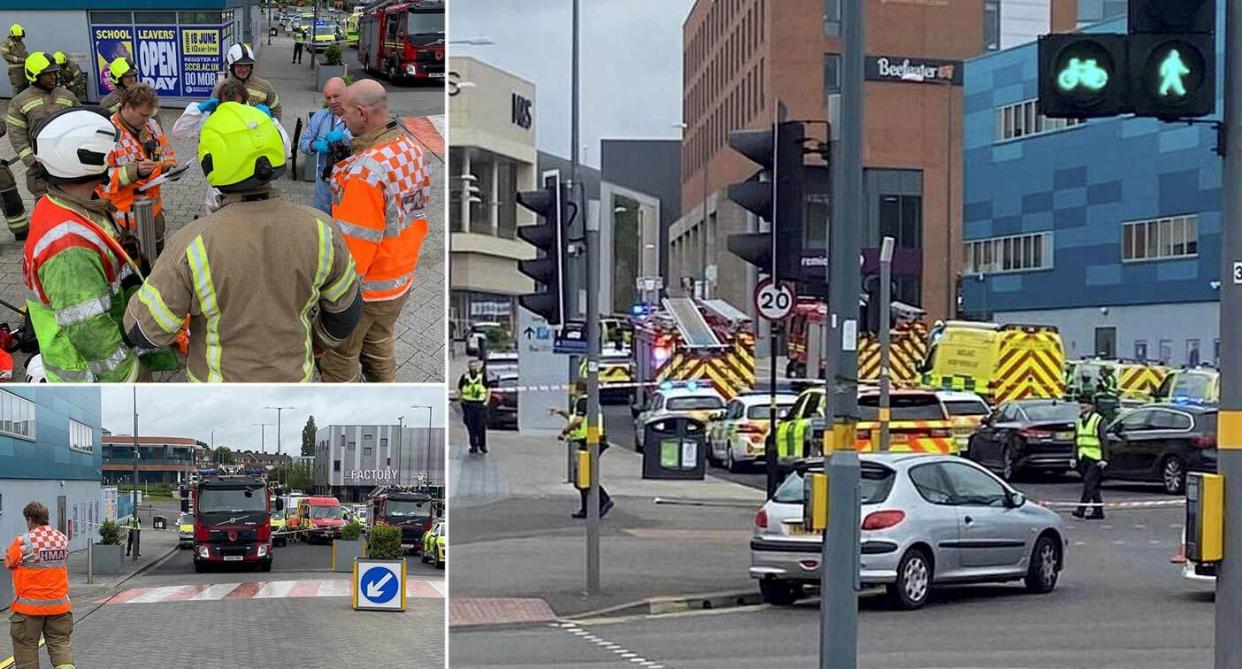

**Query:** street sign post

left=754, top=277, right=795, bottom=321
left=352, top=558, right=407, bottom=612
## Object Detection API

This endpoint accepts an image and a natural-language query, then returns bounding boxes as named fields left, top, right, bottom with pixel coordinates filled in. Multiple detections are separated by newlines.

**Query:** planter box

left=332, top=538, right=366, bottom=572
left=91, top=544, right=124, bottom=575
left=316, top=63, right=348, bottom=91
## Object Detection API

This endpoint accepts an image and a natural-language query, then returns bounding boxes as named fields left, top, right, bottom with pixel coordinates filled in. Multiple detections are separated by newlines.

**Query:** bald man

left=321, top=80, right=432, bottom=382
left=299, top=76, right=351, bottom=214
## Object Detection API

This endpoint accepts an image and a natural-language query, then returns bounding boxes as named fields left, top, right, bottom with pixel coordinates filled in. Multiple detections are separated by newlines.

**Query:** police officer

left=7, top=52, right=77, bottom=201
left=53, top=52, right=86, bottom=100
left=557, top=395, right=613, bottom=519
left=457, top=358, right=490, bottom=454
left=293, top=26, right=306, bottom=64
left=124, top=513, right=141, bottom=558
left=5, top=501, right=75, bottom=669
left=1, top=24, right=27, bottom=96
left=212, top=44, right=282, bottom=120
left=99, top=57, right=138, bottom=115
left=1072, top=395, right=1109, bottom=520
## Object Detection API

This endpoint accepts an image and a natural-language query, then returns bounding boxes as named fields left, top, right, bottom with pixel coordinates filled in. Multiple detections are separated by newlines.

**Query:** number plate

left=429, top=72, right=445, bottom=78
left=1056, top=431, right=1074, bottom=440
left=891, top=433, right=908, bottom=443
left=785, top=522, right=808, bottom=536
left=223, top=555, right=244, bottom=562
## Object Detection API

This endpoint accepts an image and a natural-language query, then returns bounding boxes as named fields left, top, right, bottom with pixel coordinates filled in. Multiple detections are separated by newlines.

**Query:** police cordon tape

left=1034, top=498, right=1185, bottom=510
left=447, top=376, right=831, bottom=400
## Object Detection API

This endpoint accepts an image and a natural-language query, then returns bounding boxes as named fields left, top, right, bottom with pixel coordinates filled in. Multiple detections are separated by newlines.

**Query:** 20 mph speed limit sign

left=754, top=278, right=795, bottom=321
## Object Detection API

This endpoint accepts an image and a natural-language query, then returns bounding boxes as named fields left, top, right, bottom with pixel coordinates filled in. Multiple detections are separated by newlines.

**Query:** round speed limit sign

left=754, top=278, right=795, bottom=321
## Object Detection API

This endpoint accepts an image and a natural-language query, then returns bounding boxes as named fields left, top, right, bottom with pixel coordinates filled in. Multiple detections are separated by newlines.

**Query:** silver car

left=750, top=453, right=1066, bottom=609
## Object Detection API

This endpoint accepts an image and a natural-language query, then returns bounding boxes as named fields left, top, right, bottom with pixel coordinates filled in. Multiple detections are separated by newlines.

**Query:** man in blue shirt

left=298, top=76, right=351, bottom=214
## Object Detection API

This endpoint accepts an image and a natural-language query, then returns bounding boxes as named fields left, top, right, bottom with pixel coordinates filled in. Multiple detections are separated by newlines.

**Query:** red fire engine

left=358, top=0, right=445, bottom=82
left=191, top=475, right=278, bottom=573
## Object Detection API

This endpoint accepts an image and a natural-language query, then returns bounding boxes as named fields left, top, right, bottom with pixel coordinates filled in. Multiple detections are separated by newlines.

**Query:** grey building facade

left=312, top=424, right=445, bottom=502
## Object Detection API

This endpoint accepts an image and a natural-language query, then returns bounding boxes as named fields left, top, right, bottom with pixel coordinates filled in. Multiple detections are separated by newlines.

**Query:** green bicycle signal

left=1057, top=57, right=1109, bottom=92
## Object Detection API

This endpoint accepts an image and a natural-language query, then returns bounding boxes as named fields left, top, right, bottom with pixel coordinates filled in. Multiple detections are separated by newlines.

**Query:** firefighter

left=99, top=57, right=138, bottom=115
left=24, top=107, right=175, bottom=382
left=100, top=83, right=176, bottom=259
left=123, top=102, right=363, bottom=382
left=0, top=117, right=28, bottom=240
left=293, top=26, right=306, bottom=64
left=7, top=52, right=77, bottom=202
left=5, top=501, right=75, bottom=669
left=321, top=80, right=431, bottom=382
left=52, top=52, right=86, bottom=100
left=212, top=44, right=282, bottom=121
left=555, top=395, right=613, bottom=519
left=1, top=24, right=27, bottom=96
left=457, top=358, right=490, bottom=454
left=1072, top=395, right=1109, bottom=520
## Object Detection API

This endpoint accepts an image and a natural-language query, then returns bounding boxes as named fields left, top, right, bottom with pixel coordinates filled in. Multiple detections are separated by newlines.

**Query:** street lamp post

left=409, top=405, right=433, bottom=488
left=252, top=423, right=270, bottom=455
left=132, top=387, right=140, bottom=562
left=266, top=406, right=296, bottom=456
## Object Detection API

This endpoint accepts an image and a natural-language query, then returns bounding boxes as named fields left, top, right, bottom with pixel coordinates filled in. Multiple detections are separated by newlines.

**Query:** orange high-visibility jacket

left=330, top=121, right=430, bottom=302
left=101, top=112, right=174, bottom=228
left=4, top=524, right=71, bottom=616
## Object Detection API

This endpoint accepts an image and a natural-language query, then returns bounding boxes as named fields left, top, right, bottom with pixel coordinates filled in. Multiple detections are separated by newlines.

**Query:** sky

left=101, top=387, right=446, bottom=455
left=450, top=0, right=696, bottom=167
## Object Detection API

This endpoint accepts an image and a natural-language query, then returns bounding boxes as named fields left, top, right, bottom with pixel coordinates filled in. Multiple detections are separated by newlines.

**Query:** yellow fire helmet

left=9, top=24, right=23, bottom=38
left=52, top=51, right=66, bottom=66
left=198, top=102, right=286, bottom=191
left=109, top=57, right=136, bottom=84
left=24, top=51, right=59, bottom=84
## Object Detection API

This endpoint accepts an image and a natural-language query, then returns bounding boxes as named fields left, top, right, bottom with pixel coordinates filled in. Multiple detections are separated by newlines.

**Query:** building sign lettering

left=865, top=55, right=963, bottom=85
left=511, top=93, right=532, bottom=129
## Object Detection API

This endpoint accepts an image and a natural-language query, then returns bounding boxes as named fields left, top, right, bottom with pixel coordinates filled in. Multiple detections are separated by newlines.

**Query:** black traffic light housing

left=516, top=172, right=568, bottom=325
left=1128, top=33, right=1215, bottom=118
left=1038, top=34, right=1129, bottom=118
left=1129, top=0, right=1214, bottom=34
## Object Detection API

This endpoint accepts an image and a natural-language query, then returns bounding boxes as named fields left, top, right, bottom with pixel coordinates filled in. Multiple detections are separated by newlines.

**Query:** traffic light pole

left=879, top=236, right=894, bottom=452
left=1216, top=1, right=1242, bottom=666
left=568, top=0, right=583, bottom=411
left=822, top=0, right=864, bottom=663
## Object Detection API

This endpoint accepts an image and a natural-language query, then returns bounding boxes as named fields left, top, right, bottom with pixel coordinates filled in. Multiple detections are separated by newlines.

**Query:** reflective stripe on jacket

left=1076, top=413, right=1103, bottom=461
left=101, top=112, right=174, bottom=223
left=5, top=525, right=71, bottom=616
left=0, top=37, right=26, bottom=68
left=571, top=410, right=605, bottom=442
left=6, top=85, right=77, bottom=167
left=331, top=121, right=431, bottom=301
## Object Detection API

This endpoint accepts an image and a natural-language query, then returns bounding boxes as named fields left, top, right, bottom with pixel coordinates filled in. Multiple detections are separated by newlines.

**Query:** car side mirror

left=1007, top=491, right=1026, bottom=508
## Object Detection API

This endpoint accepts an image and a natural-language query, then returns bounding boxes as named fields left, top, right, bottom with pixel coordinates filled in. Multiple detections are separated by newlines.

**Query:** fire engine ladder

left=663, top=297, right=724, bottom=349
left=701, top=299, right=751, bottom=328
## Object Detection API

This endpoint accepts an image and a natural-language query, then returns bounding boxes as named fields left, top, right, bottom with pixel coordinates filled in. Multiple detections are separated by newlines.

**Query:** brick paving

left=0, top=34, right=445, bottom=382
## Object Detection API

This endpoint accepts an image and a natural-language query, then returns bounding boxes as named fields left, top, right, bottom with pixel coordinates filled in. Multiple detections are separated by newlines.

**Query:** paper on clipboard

left=137, top=163, right=191, bottom=192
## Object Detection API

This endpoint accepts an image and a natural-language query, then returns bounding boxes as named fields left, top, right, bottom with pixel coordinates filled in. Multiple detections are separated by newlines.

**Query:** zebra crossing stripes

left=100, top=578, right=445, bottom=605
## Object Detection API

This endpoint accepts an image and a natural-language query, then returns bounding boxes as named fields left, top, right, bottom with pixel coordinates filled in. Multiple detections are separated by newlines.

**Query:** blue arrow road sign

left=360, top=566, right=399, bottom=604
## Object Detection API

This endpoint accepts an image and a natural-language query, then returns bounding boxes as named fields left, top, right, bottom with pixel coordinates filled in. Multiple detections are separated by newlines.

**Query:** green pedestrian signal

left=1157, top=49, right=1190, bottom=96
left=1129, top=34, right=1214, bottom=117
left=1057, top=58, right=1109, bottom=91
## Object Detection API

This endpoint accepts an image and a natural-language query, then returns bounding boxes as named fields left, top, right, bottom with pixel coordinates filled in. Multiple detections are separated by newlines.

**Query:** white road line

left=1113, top=540, right=1127, bottom=545
left=188, top=583, right=245, bottom=601
left=559, top=623, right=666, bottom=668
left=126, top=586, right=187, bottom=604
left=1073, top=541, right=1086, bottom=546
left=253, top=580, right=297, bottom=599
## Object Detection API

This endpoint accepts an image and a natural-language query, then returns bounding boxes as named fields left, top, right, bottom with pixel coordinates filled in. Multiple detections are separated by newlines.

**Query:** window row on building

left=1134, top=337, right=1216, bottom=367
left=964, top=214, right=1200, bottom=274
left=964, top=232, right=1053, bottom=274
left=995, top=99, right=1083, bottom=141
left=0, top=390, right=36, bottom=441
left=1122, top=214, right=1198, bottom=262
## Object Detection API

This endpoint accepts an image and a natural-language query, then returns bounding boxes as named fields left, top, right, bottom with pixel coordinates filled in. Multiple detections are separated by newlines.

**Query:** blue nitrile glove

left=325, top=129, right=346, bottom=144
left=312, top=139, right=329, bottom=153
left=255, top=104, right=272, bottom=118
left=197, top=98, right=219, bottom=113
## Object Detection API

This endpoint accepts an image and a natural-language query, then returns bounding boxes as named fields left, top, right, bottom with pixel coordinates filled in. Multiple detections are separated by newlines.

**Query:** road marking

left=555, top=622, right=666, bottom=668
left=100, top=578, right=444, bottom=605
left=1073, top=541, right=1086, bottom=546
left=1113, top=540, right=1127, bottom=545
left=1151, top=540, right=1163, bottom=545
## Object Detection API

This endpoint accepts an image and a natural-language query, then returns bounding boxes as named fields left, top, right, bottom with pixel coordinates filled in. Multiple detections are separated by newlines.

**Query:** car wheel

left=194, top=560, right=206, bottom=574
left=758, top=579, right=802, bottom=606
left=436, top=558, right=445, bottom=570
left=886, top=548, right=933, bottom=610
left=1000, top=443, right=1016, bottom=482
left=259, top=559, right=272, bottom=573
left=1161, top=455, right=1187, bottom=495
left=727, top=447, right=743, bottom=474
left=1024, top=534, right=1060, bottom=594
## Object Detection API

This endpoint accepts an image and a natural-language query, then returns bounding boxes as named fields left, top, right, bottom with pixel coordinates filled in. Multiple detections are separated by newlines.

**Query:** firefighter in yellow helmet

left=1, top=24, right=27, bottom=96
left=124, top=102, right=362, bottom=382
left=6, top=52, right=78, bottom=202
left=100, top=57, right=138, bottom=115
left=53, top=51, right=86, bottom=100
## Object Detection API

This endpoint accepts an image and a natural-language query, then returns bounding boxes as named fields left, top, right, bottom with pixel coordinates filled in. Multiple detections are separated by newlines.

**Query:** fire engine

left=629, top=297, right=756, bottom=412
left=358, top=0, right=445, bottom=82
left=367, top=485, right=437, bottom=553
left=784, top=298, right=928, bottom=386
left=191, top=475, right=279, bottom=573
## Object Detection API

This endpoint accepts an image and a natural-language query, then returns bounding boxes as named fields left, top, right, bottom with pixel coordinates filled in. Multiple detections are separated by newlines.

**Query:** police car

left=632, top=381, right=726, bottom=452
left=706, top=391, right=798, bottom=472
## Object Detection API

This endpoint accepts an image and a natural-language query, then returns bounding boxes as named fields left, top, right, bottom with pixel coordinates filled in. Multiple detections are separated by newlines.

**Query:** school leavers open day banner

left=92, top=24, right=225, bottom=99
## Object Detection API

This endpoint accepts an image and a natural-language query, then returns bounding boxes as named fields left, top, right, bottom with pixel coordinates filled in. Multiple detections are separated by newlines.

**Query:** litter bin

left=641, top=416, right=707, bottom=480
left=152, top=515, right=167, bottom=530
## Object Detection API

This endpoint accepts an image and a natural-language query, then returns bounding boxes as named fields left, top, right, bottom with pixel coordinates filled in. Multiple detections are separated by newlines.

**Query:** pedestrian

left=124, top=102, right=362, bottom=382
left=0, top=118, right=29, bottom=240
left=293, top=27, right=306, bottom=64
left=124, top=513, right=141, bottom=557
left=52, top=52, right=86, bottom=101
left=321, top=80, right=431, bottom=382
left=6, top=52, right=77, bottom=203
left=1, top=24, right=27, bottom=97
left=4, top=501, right=74, bottom=669
left=299, top=76, right=351, bottom=214
left=1072, top=395, right=1109, bottom=520
left=555, top=395, right=613, bottom=519
left=457, top=358, right=490, bottom=454
left=100, top=83, right=176, bottom=260
left=213, top=44, right=282, bottom=120
left=24, top=108, right=176, bottom=382
left=99, top=57, right=138, bottom=115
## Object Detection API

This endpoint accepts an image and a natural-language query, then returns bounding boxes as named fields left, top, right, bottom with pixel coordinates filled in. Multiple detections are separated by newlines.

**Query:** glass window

left=775, top=465, right=894, bottom=504
left=333, top=460, right=341, bottom=472
left=1021, top=402, right=1078, bottom=422
left=1187, top=339, right=1202, bottom=366
left=984, top=0, right=1000, bottom=51
left=1150, top=410, right=1192, bottom=431
left=347, top=441, right=356, bottom=450
left=858, top=394, right=945, bottom=420
left=69, top=420, right=93, bottom=454
left=665, top=396, right=725, bottom=411
left=747, top=403, right=794, bottom=419
left=824, top=53, right=841, bottom=96
left=908, top=464, right=954, bottom=505
left=1119, top=409, right=1151, bottom=431
left=943, top=400, right=991, bottom=417
left=1135, top=340, right=1149, bottom=360
left=90, top=11, right=132, bottom=22
left=824, top=0, right=841, bottom=35
left=134, top=11, right=176, bottom=22
left=180, top=11, right=223, bottom=24
left=1159, top=339, right=1173, bottom=364
left=940, top=462, right=1008, bottom=506
left=363, top=446, right=373, bottom=457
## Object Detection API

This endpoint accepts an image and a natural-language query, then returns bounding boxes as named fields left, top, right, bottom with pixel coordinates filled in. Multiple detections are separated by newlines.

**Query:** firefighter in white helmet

left=211, top=44, right=282, bottom=120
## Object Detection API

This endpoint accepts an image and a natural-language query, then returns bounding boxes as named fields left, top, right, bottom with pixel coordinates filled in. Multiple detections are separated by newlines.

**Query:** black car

left=966, top=399, right=1079, bottom=480
left=487, top=373, right=518, bottom=429
left=1103, top=403, right=1216, bottom=494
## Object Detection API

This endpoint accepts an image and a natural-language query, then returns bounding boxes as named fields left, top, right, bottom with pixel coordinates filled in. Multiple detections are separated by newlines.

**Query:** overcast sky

left=101, top=387, right=446, bottom=455
left=451, top=0, right=695, bottom=167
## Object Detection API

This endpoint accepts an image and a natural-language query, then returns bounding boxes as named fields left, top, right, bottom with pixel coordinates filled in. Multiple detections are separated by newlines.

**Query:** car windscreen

left=496, top=376, right=518, bottom=389
left=1021, top=403, right=1078, bottom=423
left=1172, top=373, right=1215, bottom=399
left=309, top=505, right=342, bottom=519
left=387, top=500, right=431, bottom=517
left=857, top=395, right=944, bottom=421
left=774, top=466, right=894, bottom=505
left=942, top=400, right=990, bottom=417
left=407, top=10, right=445, bottom=36
left=177, top=513, right=193, bottom=526
left=746, top=403, right=794, bottom=419
left=197, top=487, right=266, bottom=514
left=666, top=396, right=725, bottom=411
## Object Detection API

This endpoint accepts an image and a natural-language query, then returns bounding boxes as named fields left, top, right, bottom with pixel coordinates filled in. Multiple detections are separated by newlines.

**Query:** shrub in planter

left=367, top=522, right=403, bottom=559
left=340, top=518, right=364, bottom=541
left=98, top=519, right=122, bottom=545
left=323, top=43, right=344, bottom=66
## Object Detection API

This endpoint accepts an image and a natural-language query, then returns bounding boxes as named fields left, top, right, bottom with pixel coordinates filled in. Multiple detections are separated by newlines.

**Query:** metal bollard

left=132, top=198, right=158, bottom=262
left=86, top=527, right=93, bottom=585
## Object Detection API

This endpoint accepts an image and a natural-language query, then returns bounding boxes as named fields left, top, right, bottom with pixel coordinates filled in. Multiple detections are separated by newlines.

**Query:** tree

left=302, top=416, right=317, bottom=457
left=213, top=446, right=236, bottom=465
left=284, top=461, right=314, bottom=492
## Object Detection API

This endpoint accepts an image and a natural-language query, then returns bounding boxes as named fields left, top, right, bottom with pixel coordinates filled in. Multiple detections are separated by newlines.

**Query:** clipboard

left=137, top=163, right=192, bottom=192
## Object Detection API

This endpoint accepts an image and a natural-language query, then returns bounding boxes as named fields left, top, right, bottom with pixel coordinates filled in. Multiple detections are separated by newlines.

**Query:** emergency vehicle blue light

left=659, top=381, right=673, bottom=391
left=686, top=381, right=700, bottom=391
left=632, top=303, right=646, bottom=315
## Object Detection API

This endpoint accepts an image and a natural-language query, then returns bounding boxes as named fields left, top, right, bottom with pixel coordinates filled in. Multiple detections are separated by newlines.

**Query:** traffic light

left=1128, top=0, right=1215, bottom=119
left=1129, top=0, right=1214, bottom=34
left=1037, top=34, right=1129, bottom=118
left=723, top=117, right=807, bottom=280
left=516, top=173, right=566, bottom=325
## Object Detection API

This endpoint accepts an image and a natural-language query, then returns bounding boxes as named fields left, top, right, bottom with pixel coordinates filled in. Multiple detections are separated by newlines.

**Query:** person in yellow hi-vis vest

left=457, top=358, right=491, bottom=454
left=1072, top=395, right=1109, bottom=520
left=555, top=395, right=613, bottom=519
